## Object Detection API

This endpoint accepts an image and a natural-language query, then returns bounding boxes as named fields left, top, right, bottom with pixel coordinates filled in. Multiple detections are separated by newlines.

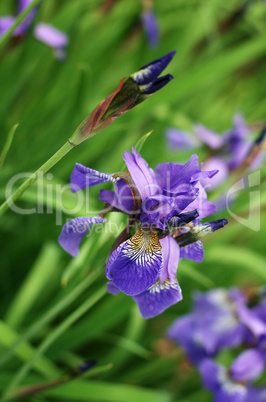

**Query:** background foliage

left=0, top=0, right=266, bottom=401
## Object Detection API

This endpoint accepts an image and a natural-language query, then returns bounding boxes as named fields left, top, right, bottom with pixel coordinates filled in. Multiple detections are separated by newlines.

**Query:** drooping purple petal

left=123, top=148, right=159, bottom=201
left=106, top=227, right=163, bottom=296
left=70, top=163, right=116, bottom=192
left=201, top=157, right=229, bottom=190
left=0, top=17, right=15, bottom=36
left=194, top=123, right=224, bottom=149
left=167, top=315, right=209, bottom=364
left=34, top=23, right=68, bottom=51
left=166, top=128, right=200, bottom=150
left=159, top=235, right=180, bottom=283
left=230, top=349, right=264, bottom=382
left=246, top=386, right=266, bottom=401
left=107, top=281, right=121, bottom=295
left=199, top=359, right=221, bottom=392
left=199, top=359, right=247, bottom=402
left=180, top=240, right=204, bottom=262
left=141, top=10, right=159, bottom=48
left=133, top=279, right=182, bottom=319
left=58, top=217, right=106, bottom=257
left=131, top=50, right=176, bottom=85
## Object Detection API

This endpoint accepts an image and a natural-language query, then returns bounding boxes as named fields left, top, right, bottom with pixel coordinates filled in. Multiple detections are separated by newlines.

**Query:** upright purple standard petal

left=123, top=148, right=159, bottom=201
left=201, top=157, right=229, bottom=190
left=159, top=235, right=180, bottom=283
left=155, top=154, right=217, bottom=195
left=194, top=124, right=224, bottom=150
left=70, top=163, right=116, bottom=192
left=133, top=279, right=182, bottom=319
left=34, top=23, right=68, bottom=58
left=58, top=217, right=106, bottom=257
left=0, top=17, right=15, bottom=36
left=141, top=10, right=159, bottom=48
left=131, top=50, right=176, bottom=85
left=106, top=227, right=163, bottom=296
left=166, top=128, right=200, bottom=150
left=230, top=349, right=265, bottom=382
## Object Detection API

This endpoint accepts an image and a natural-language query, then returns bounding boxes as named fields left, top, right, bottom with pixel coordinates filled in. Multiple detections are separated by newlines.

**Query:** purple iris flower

left=59, top=149, right=228, bottom=318
left=167, top=288, right=266, bottom=363
left=141, top=10, right=160, bottom=48
left=166, top=113, right=265, bottom=190
left=199, top=351, right=265, bottom=402
left=0, top=0, right=68, bottom=59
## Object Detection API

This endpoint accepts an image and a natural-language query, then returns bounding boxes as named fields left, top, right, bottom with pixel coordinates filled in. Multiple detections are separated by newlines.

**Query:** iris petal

left=159, top=236, right=180, bottom=283
left=123, top=147, right=159, bottom=201
left=58, top=217, right=106, bottom=257
left=180, top=240, right=204, bottom=262
left=133, top=279, right=182, bottom=318
left=106, top=227, right=163, bottom=296
left=70, top=163, right=116, bottom=192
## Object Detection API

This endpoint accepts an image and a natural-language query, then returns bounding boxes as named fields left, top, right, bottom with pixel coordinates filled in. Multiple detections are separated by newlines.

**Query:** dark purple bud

left=141, top=74, right=174, bottom=95
left=176, top=218, right=228, bottom=247
left=131, top=51, right=176, bottom=85
left=167, top=209, right=199, bottom=229
left=78, top=360, right=98, bottom=373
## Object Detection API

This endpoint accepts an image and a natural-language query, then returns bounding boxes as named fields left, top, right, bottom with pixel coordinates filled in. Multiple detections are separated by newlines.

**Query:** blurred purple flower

left=141, top=10, right=159, bottom=48
left=165, top=113, right=265, bottom=191
left=34, top=23, right=68, bottom=59
left=59, top=149, right=227, bottom=318
left=199, top=351, right=265, bottom=402
left=166, top=128, right=200, bottom=150
left=0, top=0, right=68, bottom=59
left=167, top=287, right=266, bottom=363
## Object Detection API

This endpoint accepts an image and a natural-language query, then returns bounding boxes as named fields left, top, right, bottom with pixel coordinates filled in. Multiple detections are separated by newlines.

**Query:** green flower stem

left=0, top=141, right=74, bottom=216
left=0, top=0, right=43, bottom=52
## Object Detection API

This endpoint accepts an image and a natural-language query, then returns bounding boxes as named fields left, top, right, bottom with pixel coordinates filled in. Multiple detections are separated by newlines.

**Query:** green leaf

left=5, top=243, right=62, bottom=328
left=0, top=320, right=60, bottom=379
left=42, top=379, right=172, bottom=402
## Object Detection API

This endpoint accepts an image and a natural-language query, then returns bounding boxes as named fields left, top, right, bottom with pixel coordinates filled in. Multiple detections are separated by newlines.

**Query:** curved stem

left=0, top=141, right=74, bottom=216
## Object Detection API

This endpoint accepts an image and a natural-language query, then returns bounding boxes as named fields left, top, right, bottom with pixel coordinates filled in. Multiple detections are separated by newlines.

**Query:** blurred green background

left=0, top=0, right=266, bottom=401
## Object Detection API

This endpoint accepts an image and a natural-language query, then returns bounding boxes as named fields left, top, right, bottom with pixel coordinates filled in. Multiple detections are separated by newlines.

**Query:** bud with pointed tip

left=69, top=51, right=176, bottom=146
